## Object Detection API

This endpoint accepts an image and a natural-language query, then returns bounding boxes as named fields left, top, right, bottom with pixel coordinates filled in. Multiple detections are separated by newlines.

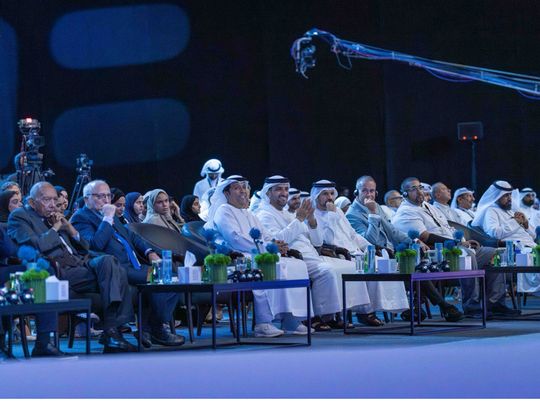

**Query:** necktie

left=114, top=231, right=141, bottom=270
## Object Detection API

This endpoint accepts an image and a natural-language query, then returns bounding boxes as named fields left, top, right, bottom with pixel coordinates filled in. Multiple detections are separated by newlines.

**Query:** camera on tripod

left=16, top=117, right=54, bottom=195
left=76, top=153, right=93, bottom=174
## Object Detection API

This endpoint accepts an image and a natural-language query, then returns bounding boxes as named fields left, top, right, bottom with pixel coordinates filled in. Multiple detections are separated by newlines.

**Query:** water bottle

left=367, top=245, right=376, bottom=273
left=412, top=242, right=421, bottom=265
left=14, top=272, right=23, bottom=294
left=435, top=242, right=444, bottom=263
left=355, top=253, right=366, bottom=274
left=515, top=240, right=523, bottom=255
left=161, top=250, right=173, bottom=284
left=505, top=240, right=515, bottom=266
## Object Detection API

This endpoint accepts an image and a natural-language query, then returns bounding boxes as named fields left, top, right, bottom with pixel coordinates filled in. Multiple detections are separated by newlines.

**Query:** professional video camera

left=16, top=118, right=54, bottom=195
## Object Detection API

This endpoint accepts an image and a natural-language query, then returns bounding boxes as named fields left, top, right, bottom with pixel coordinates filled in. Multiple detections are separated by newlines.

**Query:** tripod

left=68, top=170, right=92, bottom=213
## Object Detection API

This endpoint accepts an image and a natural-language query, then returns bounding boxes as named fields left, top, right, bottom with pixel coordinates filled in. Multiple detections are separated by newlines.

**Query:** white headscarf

left=335, top=196, right=352, bottom=210
left=259, top=175, right=290, bottom=205
left=299, top=191, right=310, bottom=202
left=520, top=187, right=536, bottom=208
left=200, top=158, right=225, bottom=178
left=288, top=187, right=300, bottom=201
left=471, top=180, right=520, bottom=227
left=450, top=187, right=474, bottom=209
left=205, top=175, right=248, bottom=229
left=310, top=180, right=338, bottom=208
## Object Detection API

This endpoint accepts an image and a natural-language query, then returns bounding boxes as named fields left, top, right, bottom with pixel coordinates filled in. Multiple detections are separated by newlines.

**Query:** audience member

left=0, top=190, right=22, bottom=225
left=180, top=194, right=203, bottom=223
left=450, top=187, right=475, bottom=225
left=193, top=159, right=224, bottom=201
left=380, top=189, right=403, bottom=220
left=110, top=188, right=128, bottom=224
left=124, top=192, right=144, bottom=223
left=143, top=189, right=183, bottom=232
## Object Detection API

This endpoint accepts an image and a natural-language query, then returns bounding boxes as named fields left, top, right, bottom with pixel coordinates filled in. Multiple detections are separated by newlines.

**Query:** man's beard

left=523, top=199, right=534, bottom=207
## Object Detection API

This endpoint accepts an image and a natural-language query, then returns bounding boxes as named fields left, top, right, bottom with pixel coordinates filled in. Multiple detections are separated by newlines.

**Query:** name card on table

left=516, top=253, right=533, bottom=266
left=459, top=256, right=472, bottom=270
left=46, top=276, right=69, bottom=301
left=178, top=266, right=202, bottom=284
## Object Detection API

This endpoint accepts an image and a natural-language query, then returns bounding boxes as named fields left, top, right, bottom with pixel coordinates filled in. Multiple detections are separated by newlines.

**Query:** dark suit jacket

left=70, top=206, right=152, bottom=284
left=7, top=205, right=90, bottom=270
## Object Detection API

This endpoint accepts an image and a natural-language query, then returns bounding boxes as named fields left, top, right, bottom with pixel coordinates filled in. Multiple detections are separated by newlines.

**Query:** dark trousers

left=127, top=264, right=181, bottom=328
left=58, top=255, right=133, bottom=328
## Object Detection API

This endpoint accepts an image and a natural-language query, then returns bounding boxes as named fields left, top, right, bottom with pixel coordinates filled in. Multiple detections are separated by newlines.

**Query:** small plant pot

left=27, top=280, right=46, bottom=303
left=398, top=255, right=416, bottom=275
left=206, top=264, right=228, bottom=284
left=257, top=262, right=277, bottom=281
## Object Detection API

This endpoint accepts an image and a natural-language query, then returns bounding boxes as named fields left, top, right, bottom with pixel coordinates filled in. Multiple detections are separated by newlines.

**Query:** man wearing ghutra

left=473, top=180, right=540, bottom=293
left=450, top=187, right=476, bottom=226
left=256, top=176, right=371, bottom=330
left=518, top=187, right=540, bottom=230
left=193, top=159, right=225, bottom=201
left=311, top=180, right=409, bottom=326
left=205, top=175, right=311, bottom=337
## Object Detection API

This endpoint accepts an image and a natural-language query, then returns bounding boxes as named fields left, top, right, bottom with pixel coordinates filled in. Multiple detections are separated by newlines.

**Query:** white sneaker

left=284, top=324, right=315, bottom=335
left=254, top=323, right=285, bottom=338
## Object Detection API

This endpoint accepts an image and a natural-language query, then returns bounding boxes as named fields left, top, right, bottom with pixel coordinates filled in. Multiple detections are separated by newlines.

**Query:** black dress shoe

left=134, top=331, right=152, bottom=349
left=101, top=328, right=138, bottom=353
left=150, top=326, right=185, bottom=346
left=489, top=303, right=521, bottom=316
left=31, top=342, right=68, bottom=358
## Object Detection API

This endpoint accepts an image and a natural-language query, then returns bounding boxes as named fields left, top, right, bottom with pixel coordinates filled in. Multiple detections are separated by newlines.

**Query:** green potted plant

left=18, top=246, right=50, bottom=303
left=443, top=241, right=462, bottom=272
left=533, top=245, right=540, bottom=267
left=203, top=253, right=231, bottom=283
left=254, top=252, right=279, bottom=281
left=395, top=243, right=417, bottom=274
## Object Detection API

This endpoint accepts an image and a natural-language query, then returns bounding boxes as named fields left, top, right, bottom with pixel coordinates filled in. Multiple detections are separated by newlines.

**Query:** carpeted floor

left=3, top=297, right=540, bottom=398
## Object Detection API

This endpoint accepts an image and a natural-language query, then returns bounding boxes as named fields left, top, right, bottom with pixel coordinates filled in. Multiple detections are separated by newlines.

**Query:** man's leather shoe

left=464, top=310, right=493, bottom=320
left=489, top=303, right=521, bottom=316
left=150, top=326, right=185, bottom=346
left=31, top=342, right=68, bottom=358
left=134, top=330, right=152, bottom=349
left=101, top=328, right=137, bottom=353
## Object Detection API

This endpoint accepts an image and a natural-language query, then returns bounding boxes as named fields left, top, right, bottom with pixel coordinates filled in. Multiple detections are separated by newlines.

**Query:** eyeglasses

left=388, top=196, right=404, bottom=201
left=90, top=193, right=112, bottom=200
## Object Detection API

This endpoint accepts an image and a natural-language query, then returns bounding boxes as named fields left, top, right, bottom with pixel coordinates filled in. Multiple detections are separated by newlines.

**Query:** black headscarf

left=180, top=195, right=203, bottom=223
left=124, top=192, right=142, bottom=223
left=110, top=188, right=125, bottom=204
left=0, top=190, right=17, bottom=223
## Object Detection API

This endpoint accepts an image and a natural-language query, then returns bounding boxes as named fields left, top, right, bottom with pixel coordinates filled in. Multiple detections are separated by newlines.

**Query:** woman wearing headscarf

left=143, top=189, right=184, bottom=232
left=110, top=187, right=129, bottom=224
left=0, top=190, right=22, bottom=226
left=180, top=195, right=203, bottom=223
left=124, top=192, right=144, bottom=223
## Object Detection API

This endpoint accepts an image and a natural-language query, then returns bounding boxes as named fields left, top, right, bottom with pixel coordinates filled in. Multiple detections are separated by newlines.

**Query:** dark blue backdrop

left=1, top=0, right=539, bottom=199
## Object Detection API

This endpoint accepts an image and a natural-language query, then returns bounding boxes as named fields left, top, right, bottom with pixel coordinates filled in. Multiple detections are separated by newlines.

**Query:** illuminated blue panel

left=53, top=99, right=189, bottom=167
left=0, top=19, right=17, bottom=170
left=50, top=4, right=189, bottom=68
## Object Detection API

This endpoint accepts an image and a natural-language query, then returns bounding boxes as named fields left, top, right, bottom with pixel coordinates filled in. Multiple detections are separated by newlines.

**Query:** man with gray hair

left=71, top=180, right=185, bottom=347
left=8, top=181, right=136, bottom=353
left=432, top=182, right=463, bottom=224
left=380, top=190, right=403, bottom=220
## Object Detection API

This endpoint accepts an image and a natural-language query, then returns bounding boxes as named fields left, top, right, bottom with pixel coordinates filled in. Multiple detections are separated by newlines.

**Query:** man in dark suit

left=70, top=180, right=184, bottom=347
left=8, top=182, right=136, bottom=353
left=1, top=227, right=62, bottom=359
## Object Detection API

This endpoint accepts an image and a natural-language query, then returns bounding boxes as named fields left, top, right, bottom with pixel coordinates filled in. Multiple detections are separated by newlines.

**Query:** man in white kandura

left=518, top=187, right=540, bottom=230
left=205, top=175, right=311, bottom=337
left=450, top=187, right=476, bottom=226
left=473, top=180, right=540, bottom=293
left=256, top=176, right=371, bottom=330
left=194, top=159, right=224, bottom=221
left=311, top=180, right=409, bottom=326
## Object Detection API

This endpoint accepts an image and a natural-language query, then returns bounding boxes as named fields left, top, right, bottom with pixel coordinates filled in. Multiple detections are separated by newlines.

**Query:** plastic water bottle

left=161, top=250, right=173, bottom=284
left=515, top=240, right=523, bottom=255
left=435, top=242, right=444, bottom=263
left=505, top=240, right=515, bottom=266
left=367, top=245, right=376, bottom=273
left=412, top=243, right=421, bottom=265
